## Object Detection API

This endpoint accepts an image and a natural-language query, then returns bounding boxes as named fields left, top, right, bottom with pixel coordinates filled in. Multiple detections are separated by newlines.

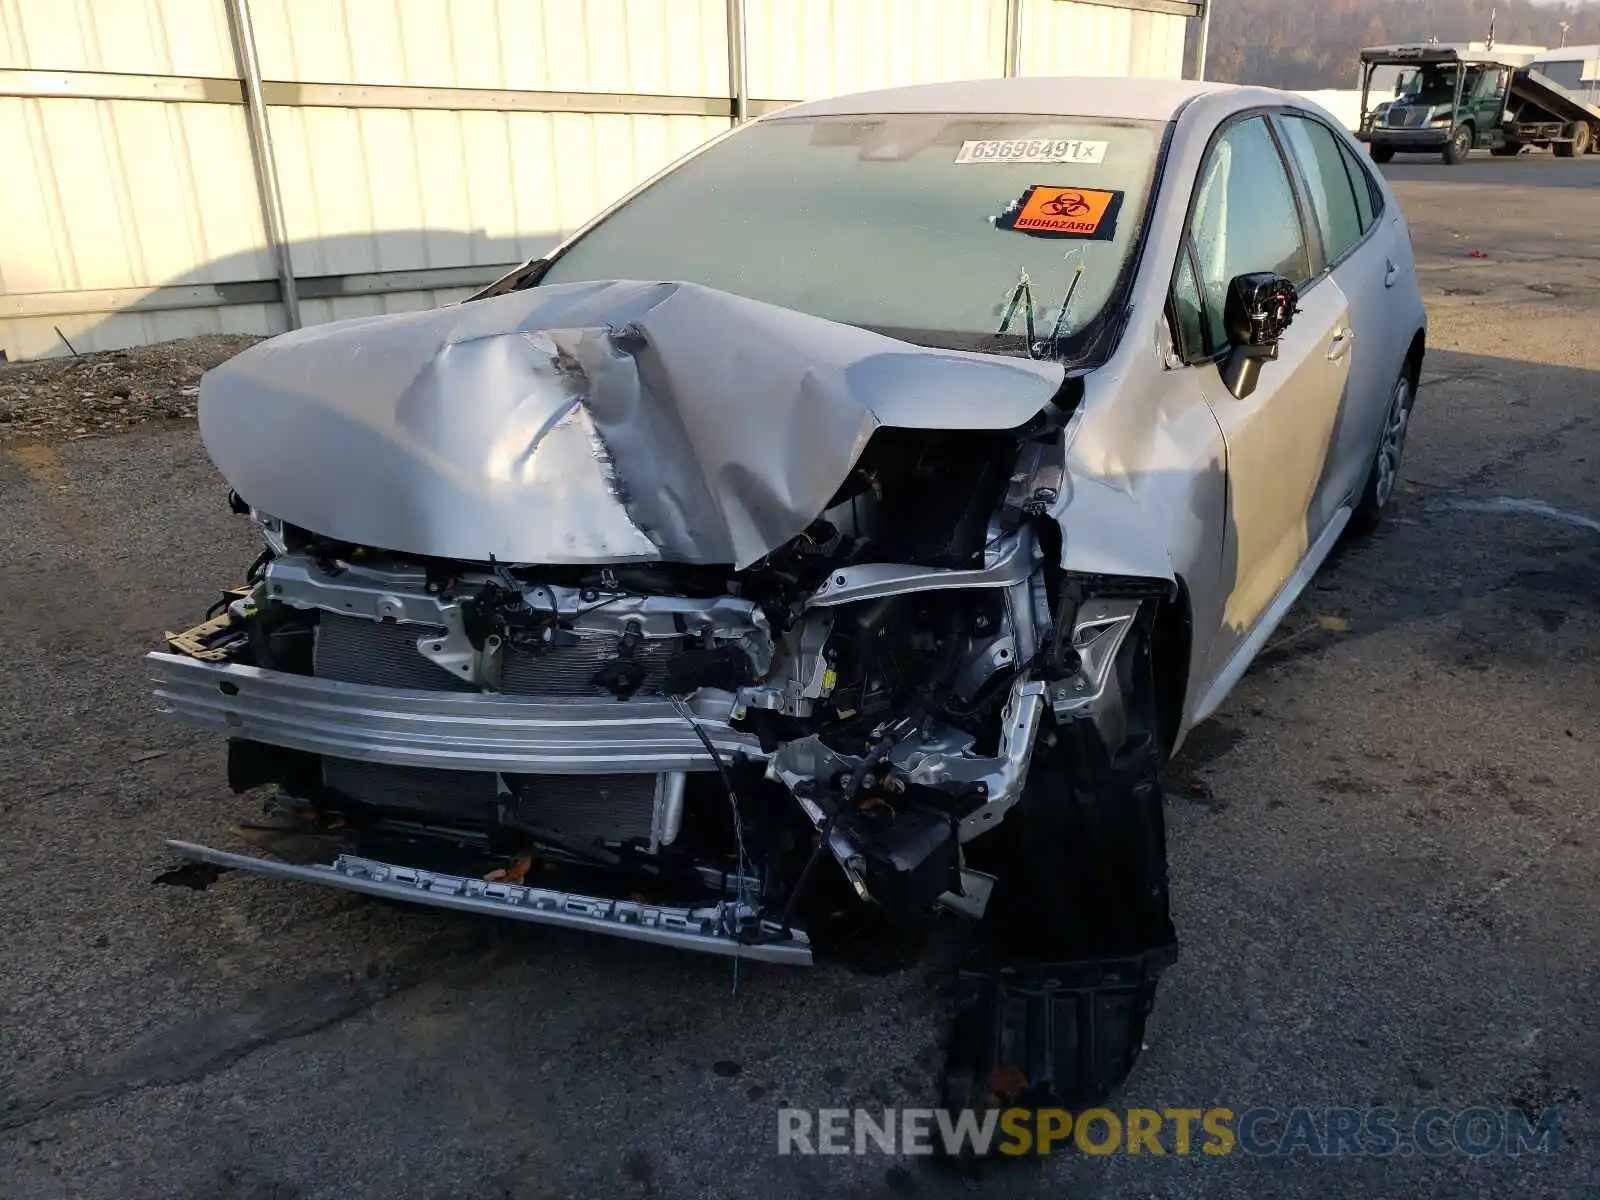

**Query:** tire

left=1370, top=145, right=1396, bottom=164
left=1350, top=367, right=1417, bottom=535
left=1558, top=123, right=1592, bottom=157
left=1443, top=124, right=1473, bottom=165
left=1554, top=140, right=1576, bottom=158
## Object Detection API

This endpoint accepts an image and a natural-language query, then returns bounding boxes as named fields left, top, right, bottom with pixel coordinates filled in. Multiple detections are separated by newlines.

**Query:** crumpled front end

left=150, top=485, right=1065, bottom=966
left=153, top=280, right=1179, bottom=1063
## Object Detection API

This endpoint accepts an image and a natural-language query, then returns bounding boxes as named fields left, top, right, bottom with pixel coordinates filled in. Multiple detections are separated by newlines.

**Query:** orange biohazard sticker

left=996, top=185, right=1123, bottom=240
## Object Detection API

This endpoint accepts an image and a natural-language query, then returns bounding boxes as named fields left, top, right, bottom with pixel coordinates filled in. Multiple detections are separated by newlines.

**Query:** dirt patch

left=0, top=335, right=260, bottom=445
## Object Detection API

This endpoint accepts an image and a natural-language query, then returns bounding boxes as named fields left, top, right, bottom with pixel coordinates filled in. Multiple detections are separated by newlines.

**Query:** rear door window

left=1339, top=139, right=1380, bottom=232
left=1275, top=114, right=1365, bottom=264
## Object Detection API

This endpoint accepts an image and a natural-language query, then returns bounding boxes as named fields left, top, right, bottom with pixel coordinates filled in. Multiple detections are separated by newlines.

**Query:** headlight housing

left=1430, top=117, right=1452, bottom=127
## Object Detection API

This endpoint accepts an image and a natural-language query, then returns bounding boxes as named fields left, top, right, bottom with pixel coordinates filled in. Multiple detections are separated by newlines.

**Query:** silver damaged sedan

left=151, top=77, right=1426, bottom=1109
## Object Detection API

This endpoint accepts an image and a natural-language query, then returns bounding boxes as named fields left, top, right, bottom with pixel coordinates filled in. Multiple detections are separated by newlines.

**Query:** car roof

left=771, top=76, right=1246, bottom=123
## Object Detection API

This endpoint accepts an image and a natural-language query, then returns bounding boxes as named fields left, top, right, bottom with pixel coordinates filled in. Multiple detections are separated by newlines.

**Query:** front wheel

left=1370, top=145, right=1396, bottom=164
left=1443, top=125, right=1473, bottom=165
left=1350, top=370, right=1416, bottom=535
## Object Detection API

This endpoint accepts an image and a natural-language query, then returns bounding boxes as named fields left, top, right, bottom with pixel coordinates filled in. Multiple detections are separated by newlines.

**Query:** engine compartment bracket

left=1048, top=598, right=1141, bottom=721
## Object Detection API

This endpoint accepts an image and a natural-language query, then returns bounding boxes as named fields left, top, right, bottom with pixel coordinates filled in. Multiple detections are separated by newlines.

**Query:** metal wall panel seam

left=100, top=100, right=152, bottom=289
left=499, top=108, right=521, bottom=261
left=453, top=110, right=478, bottom=267
left=1004, top=0, right=1022, bottom=76
left=487, top=0, right=508, bottom=91
left=0, top=3, right=25, bottom=71
left=79, top=0, right=107, bottom=72
left=352, top=107, right=382, bottom=280
left=166, top=99, right=216, bottom=286
left=726, top=0, right=746, bottom=124
left=26, top=96, right=80, bottom=292
left=403, top=105, right=429, bottom=268
left=152, top=0, right=178, bottom=76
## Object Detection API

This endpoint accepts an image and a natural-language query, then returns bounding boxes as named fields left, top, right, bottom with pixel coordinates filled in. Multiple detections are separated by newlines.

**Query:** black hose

left=776, top=737, right=892, bottom=935
left=670, top=696, right=764, bottom=944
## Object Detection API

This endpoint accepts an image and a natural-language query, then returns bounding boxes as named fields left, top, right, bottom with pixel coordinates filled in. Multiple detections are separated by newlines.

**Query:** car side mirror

left=1219, top=272, right=1300, bottom=400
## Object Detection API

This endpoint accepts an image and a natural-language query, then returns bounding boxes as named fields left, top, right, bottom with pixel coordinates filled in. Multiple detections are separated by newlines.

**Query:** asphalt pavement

left=0, top=153, right=1596, bottom=1200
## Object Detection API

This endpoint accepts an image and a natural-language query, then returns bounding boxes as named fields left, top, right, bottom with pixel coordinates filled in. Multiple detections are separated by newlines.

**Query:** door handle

left=1384, top=260, right=1399, bottom=288
left=1328, top=329, right=1355, bottom=362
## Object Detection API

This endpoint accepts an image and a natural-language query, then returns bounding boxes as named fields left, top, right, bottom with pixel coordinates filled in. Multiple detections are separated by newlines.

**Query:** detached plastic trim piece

left=163, top=840, right=813, bottom=966
left=942, top=946, right=1176, bottom=1115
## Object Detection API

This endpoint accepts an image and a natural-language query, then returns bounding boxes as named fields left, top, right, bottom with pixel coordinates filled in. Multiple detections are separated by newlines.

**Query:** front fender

left=1054, top=471, right=1176, bottom=582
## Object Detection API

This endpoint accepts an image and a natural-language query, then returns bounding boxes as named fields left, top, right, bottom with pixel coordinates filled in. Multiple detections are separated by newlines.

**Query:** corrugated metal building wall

left=0, top=0, right=1200, bottom=359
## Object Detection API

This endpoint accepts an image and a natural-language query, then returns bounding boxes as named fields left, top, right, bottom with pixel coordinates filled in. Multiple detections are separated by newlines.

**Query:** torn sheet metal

left=199, top=280, right=1065, bottom=568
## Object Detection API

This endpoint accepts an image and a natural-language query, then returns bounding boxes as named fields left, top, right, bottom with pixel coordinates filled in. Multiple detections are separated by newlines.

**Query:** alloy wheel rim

left=1375, top=379, right=1411, bottom=508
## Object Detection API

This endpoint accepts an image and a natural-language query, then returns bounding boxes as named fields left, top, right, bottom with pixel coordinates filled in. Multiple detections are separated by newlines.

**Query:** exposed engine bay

left=150, top=280, right=1179, bottom=1108
left=163, top=431, right=1074, bottom=943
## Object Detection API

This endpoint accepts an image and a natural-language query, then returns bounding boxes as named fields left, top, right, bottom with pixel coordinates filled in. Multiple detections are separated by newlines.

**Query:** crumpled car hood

left=200, top=279, right=1065, bottom=568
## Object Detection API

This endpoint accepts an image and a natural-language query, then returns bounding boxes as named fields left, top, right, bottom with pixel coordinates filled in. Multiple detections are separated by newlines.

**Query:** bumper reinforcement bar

left=146, top=652, right=767, bottom=774
left=164, top=840, right=813, bottom=966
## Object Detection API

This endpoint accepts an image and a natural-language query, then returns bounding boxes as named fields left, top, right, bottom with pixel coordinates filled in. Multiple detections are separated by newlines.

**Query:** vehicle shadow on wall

left=6, top=228, right=545, bottom=361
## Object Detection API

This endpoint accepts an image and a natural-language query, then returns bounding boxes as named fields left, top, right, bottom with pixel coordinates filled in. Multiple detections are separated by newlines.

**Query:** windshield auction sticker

left=956, top=138, right=1108, bottom=164
left=995, top=185, right=1122, bottom=240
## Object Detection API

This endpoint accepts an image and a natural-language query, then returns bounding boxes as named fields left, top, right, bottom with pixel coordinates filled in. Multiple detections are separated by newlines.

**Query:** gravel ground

left=0, top=335, right=260, bottom=443
left=0, top=155, right=1596, bottom=1200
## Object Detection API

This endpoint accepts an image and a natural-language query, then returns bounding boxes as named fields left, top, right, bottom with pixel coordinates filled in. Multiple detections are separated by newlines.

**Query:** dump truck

left=1358, top=44, right=1600, bottom=164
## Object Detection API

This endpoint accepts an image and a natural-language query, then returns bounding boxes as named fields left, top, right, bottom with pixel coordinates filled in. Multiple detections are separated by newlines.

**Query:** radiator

left=313, top=615, right=672, bottom=843
left=314, top=613, right=680, bottom=696
left=504, top=772, right=658, bottom=842
left=321, top=757, right=495, bottom=814
left=321, top=758, right=660, bottom=844
left=312, top=616, right=473, bottom=691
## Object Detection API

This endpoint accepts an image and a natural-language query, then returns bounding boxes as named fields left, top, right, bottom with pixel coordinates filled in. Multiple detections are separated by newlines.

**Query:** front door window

left=1188, top=116, right=1313, bottom=352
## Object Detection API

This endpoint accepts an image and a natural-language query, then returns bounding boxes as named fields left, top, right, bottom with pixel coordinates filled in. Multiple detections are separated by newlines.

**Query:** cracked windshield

left=540, top=113, right=1163, bottom=358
